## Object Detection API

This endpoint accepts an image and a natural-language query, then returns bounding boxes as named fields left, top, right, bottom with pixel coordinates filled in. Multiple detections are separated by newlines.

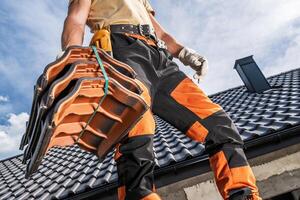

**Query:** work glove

left=178, top=47, right=208, bottom=83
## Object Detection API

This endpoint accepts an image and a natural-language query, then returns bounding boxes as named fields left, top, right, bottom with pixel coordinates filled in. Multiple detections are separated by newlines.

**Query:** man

left=61, top=0, right=261, bottom=200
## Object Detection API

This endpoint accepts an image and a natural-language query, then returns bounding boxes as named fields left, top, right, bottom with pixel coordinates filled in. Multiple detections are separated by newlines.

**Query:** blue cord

left=75, top=46, right=109, bottom=144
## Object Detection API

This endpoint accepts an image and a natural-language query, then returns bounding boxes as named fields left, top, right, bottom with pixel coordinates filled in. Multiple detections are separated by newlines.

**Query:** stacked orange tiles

left=19, top=46, right=149, bottom=178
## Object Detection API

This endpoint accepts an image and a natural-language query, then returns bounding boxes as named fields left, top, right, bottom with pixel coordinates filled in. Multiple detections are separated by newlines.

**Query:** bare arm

left=149, top=14, right=184, bottom=58
left=61, top=0, right=91, bottom=50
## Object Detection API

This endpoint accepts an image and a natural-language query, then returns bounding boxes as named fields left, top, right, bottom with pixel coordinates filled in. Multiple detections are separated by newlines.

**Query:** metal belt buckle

left=138, top=24, right=145, bottom=37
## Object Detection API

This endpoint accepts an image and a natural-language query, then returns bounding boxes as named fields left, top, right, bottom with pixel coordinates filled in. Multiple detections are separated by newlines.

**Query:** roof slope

left=1, top=67, right=300, bottom=200
left=210, top=68, right=300, bottom=140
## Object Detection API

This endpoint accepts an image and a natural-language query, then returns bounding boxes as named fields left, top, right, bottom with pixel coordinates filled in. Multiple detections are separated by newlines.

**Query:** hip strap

left=109, top=24, right=157, bottom=41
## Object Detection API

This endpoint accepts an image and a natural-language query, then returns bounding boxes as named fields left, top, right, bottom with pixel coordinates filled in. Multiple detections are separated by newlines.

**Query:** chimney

left=234, top=55, right=272, bottom=93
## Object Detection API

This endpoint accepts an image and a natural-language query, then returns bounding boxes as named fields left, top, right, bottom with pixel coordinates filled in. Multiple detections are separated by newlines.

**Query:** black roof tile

left=1, top=67, right=300, bottom=199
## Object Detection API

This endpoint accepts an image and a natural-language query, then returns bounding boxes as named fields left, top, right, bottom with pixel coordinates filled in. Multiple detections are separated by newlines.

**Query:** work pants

left=110, top=33, right=261, bottom=200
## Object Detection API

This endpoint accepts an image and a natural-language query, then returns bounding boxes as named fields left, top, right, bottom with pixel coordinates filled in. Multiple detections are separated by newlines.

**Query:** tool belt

left=110, top=24, right=163, bottom=48
left=110, top=24, right=156, bottom=40
left=90, top=24, right=167, bottom=53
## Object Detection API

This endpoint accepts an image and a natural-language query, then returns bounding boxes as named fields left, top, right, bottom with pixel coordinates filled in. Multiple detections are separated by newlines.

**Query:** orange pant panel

left=186, top=121, right=209, bottom=143
left=114, top=79, right=155, bottom=160
left=135, top=79, right=151, bottom=106
left=170, top=78, right=222, bottom=119
left=128, top=79, right=155, bottom=138
left=114, top=143, right=122, bottom=160
left=118, top=186, right=126, bottom=200
left=209, top=151, right=260, bottom=199
left=117, top=187, right=161, bottom=200
left=124, top=33, right=157, bottom=47
left=141, top=193, right=162, bottom=200
left=128, top=109, right=155, bottom=138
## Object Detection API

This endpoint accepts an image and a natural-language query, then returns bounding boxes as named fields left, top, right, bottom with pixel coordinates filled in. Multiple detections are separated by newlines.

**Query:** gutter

left=156, top=125, right=300, bottom=175
left=64, top=182, right=118, bottom=200
left=245, top=125, right=300, bottom=149
left=153, top=125, right=300, bottom=183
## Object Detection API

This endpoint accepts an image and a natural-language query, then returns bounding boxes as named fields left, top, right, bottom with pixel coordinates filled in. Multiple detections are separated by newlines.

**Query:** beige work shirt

left=69, top=0, right=155, bottom=33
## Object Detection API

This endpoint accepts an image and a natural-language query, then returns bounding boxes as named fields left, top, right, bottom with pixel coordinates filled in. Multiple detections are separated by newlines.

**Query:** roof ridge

left=265, top=66, right=300, bottom=79
left=209, top=66, right=300, bottom=97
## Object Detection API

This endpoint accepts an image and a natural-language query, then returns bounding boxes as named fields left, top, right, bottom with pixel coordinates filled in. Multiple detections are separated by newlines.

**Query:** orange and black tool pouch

left=90, top=29, right=113, bottom=55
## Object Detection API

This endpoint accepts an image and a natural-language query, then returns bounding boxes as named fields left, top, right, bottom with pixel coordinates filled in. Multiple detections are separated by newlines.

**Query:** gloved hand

left=178, top=47, right=208, bottom=83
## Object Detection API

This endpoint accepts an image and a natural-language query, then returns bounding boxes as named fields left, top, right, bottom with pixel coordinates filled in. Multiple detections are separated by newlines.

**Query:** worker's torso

left=86, top=0, right=154, bottom=32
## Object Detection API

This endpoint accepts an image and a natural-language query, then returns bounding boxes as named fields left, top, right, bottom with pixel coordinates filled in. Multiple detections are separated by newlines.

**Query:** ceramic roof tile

left=1, top=68, right=300, bottom=199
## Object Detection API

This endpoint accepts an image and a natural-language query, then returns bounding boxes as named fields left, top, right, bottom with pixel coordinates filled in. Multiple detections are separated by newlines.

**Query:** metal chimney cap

left=234, top=55, right=272, bottom=93
left=234, top=55, right=254, bottom=69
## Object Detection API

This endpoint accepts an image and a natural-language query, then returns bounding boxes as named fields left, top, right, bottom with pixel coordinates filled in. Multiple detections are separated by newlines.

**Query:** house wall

left=157, top=170, right=215, bottom=200
left=157, top=144, right=300, bottom=200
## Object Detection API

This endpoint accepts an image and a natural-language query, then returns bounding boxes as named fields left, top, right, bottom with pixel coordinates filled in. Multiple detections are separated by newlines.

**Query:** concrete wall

left=157, top=144, right=300, bottom=200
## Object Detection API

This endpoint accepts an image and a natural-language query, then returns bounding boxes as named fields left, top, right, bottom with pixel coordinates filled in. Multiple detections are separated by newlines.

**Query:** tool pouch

left=90, top=29, right=113, bottom=56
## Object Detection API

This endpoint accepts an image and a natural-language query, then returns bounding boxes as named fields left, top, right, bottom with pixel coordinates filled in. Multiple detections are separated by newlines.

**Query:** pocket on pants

left=111, top=33, right=142, bottom=50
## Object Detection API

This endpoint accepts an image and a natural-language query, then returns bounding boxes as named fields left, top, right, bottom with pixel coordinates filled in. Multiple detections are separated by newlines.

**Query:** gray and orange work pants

left=105, top=32, right=261, bottom=200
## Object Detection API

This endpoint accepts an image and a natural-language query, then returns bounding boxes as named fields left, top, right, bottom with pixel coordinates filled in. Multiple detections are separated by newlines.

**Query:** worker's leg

left=110, top=33, right=172, bottom=200
left=111, top=33, right=161, bottom=200
left=114, top=79, right=161, bottom=200
left=153, top=70, right=261, bottom=200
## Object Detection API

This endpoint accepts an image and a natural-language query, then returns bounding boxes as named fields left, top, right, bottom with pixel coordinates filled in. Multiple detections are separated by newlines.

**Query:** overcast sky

left=0, top=0, right=300, bottom=160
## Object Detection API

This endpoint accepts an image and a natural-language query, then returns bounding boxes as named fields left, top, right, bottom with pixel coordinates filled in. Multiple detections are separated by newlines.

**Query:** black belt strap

left=109, top=24, right=157, bottom=40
